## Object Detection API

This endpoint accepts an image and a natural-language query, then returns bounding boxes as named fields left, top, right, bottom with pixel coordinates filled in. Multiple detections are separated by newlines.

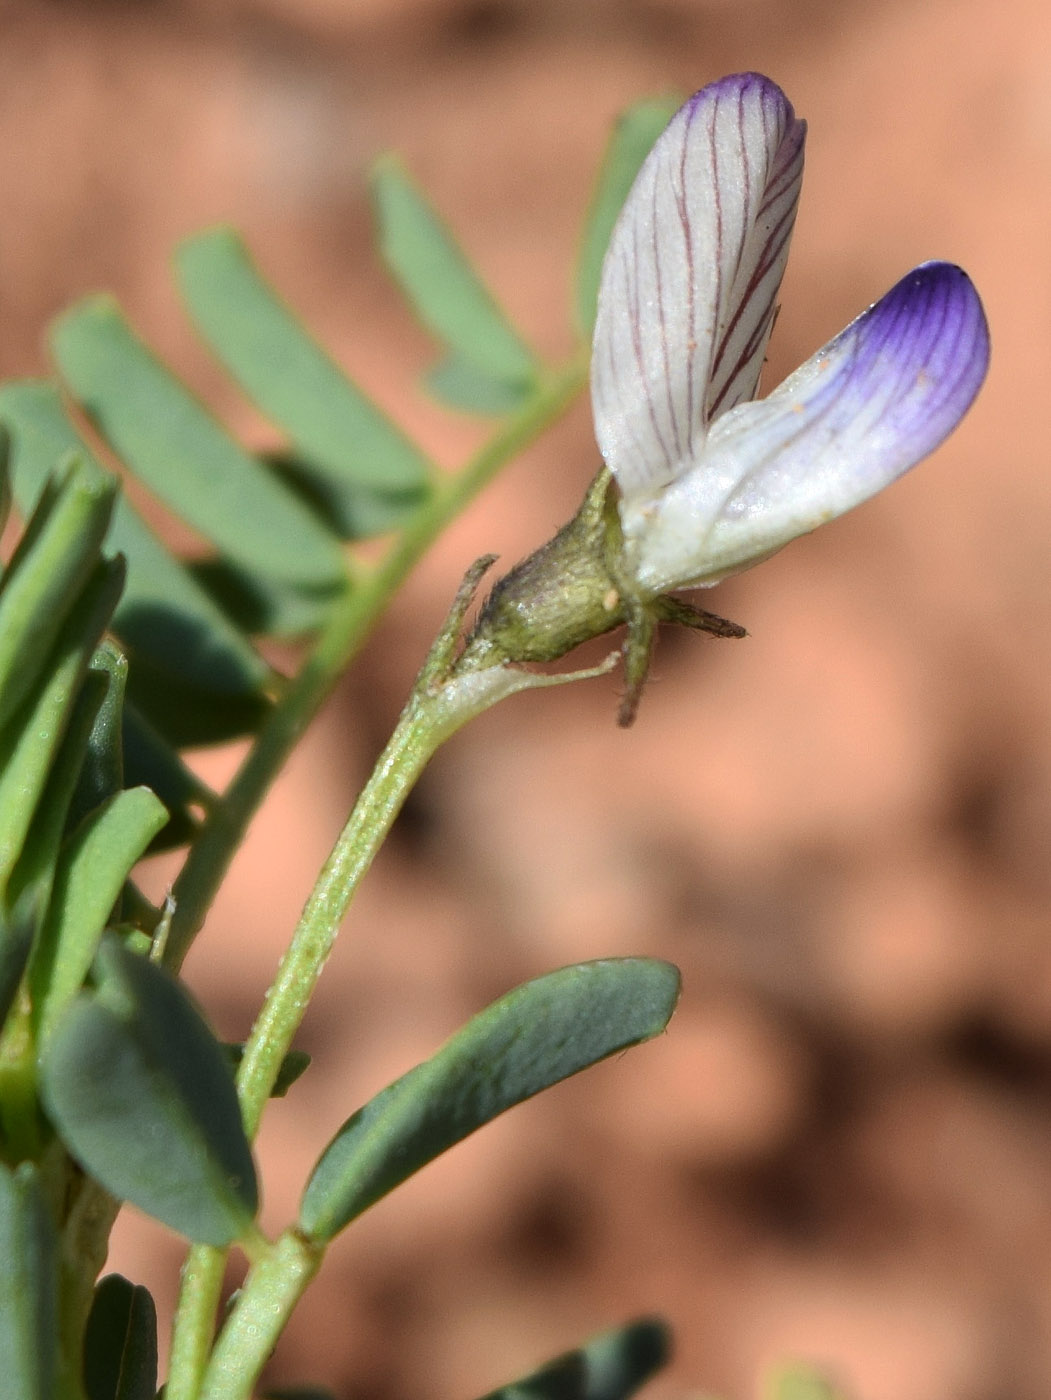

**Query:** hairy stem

left=197, top=1230, right=322, bottom=1400
left=164, top=1248, right=227, bottom=1400
left=236, top=692, right=444, bottom=1133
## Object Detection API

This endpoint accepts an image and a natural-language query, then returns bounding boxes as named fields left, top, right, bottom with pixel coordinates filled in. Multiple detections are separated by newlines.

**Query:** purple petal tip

left=854, top=260, right=990, bottom=444
left=684, top=72, right=800, bottom=129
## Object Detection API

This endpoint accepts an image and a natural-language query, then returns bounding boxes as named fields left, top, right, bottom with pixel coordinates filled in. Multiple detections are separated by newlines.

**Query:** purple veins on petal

left=627, top=261, right=990, bottom=595
left=591, top=73, right=806, bottom=501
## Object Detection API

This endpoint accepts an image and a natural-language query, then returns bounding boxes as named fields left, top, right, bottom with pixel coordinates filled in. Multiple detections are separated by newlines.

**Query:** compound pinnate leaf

left=49, top=298, right=348, bottom=598
left=371, top=158, right=539, bottom=404
left=478, top=1318, right=670, bottom=1400
left=40, top=937, right=258, bottom=1245
left=83, top=1274, right=157, bottom=1400
left=0, top=1163, right=59, bottom=1400
left=176, top=228, right=433, bottom=499
left=300, top=958, right=680, bottom=1241
left=574, top=96, right=681, bottom=337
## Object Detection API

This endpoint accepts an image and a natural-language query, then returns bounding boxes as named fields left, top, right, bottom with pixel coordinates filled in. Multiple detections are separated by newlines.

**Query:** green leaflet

left=424, top=352, right=532, bottom=417
left=185, top=555, right=343, bottom=641
left=0, top=456, right=116, bottom=735
left=477, top=1318, right=670, bottom=1400
left=6, top=667, right=109, bottom=917
left=49, top=299, right=349, bottom=599
left=0, top=895, right=39, bottom=1040
left=31, top=787, right=170, bottom=1043
left=120, top=650, right=271, bottom=749
left=371, top=157, right=539, bottom=409
left=0, top=423, right=10, bottom=540
left=300, top=958, right=680, bottom=1241
left=83, top=1274, right=158, bottom=1400
left=176, top=227, right=433, bottom=535
left=120, top=702, right=211, bottom=851
left=574, top=96, right=680, bottom=337
left=40, top=938, right=258, bottom=1246
left=0, top=558, right=124, bottom=894
left=65, top=643, right=127, bottom=837
left=0, top=1163, right=60, bottom=1400
left=0, top=381, right=270, bottom=698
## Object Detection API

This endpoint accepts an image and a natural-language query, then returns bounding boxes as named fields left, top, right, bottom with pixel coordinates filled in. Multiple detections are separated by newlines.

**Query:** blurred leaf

left=120, top=648, right=270, bottom=748
left=188, top=556, right=341, bottom=641
left=478, top=1318, right=671, bottom=1400
left=0, top=422, right=11, bottom=541
left=0, top=893, right=39, bottom=1032
left=49, top=300, right=349, bottom=600
left=371, top=158, right=539, bottom=402
left=0, top=381, right=270, bottom=701
left=0, top=1162, right=59, bottom=1400
left=223, top=1043, right=311, bottom=1098
left=0, top=558, right=124, bottom=893
left=265, top=450, right=426, bottom=544
left=425, top=353, right=531, bottom=416
left=300, top=958, right=680, bottom=1241
left=0, top=455, right=116, bottom=733
left=120, top=704, right=209, bottom=852
left=7, top=667, right=108, bottom=915
left=176, top=227, right=433, bottom=509
left=31, top=787, right=170, bottom=1041
left=66, top=643, right=127, bottom=837
left=768, top=1364, right=849, bottom=1400
left=574, top=96, right=680, bottom=337
left=83, top=1274, right=157, bottom=1400
left=40, top=937, right=258, bottom=1245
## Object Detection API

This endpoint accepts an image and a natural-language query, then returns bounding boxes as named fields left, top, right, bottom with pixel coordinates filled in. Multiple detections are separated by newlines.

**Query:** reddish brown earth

left=3, top=1, right=1050, bottom=1397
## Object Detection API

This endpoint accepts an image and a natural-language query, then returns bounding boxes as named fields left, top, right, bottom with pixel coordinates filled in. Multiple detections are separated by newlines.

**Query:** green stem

left=164, top=700, right=443, bottom=1400
left=172, top=567, right=616, bottom=1400
left=236, top=543, right=615, bottom=1134
left=173, top=646, right=481, bottom=1400
left=165, top=356, right=586, bottom=973
left=164, top=357, right=587, bottom=1398
left=238, top=692, right=445, bottom=1134
left=197, top=1230, right=322, bottom=1400
left=160, top=1247, right=227, bottom=1400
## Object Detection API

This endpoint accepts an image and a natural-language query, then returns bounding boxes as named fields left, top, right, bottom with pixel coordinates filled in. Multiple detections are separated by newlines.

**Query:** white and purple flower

left=592, top=72, right=989, bottom=597
left=465, top=73, right=989, bottom=722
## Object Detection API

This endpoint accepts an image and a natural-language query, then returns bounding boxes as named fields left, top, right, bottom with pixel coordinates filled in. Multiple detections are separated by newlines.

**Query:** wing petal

left=591, top=73, right=806, bottom=499
left=627, top=262, right=990, bottom=593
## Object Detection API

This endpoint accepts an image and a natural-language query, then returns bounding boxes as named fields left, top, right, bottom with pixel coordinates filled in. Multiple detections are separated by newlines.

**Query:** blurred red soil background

left=3, top=0, right=1051, bottom=1396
